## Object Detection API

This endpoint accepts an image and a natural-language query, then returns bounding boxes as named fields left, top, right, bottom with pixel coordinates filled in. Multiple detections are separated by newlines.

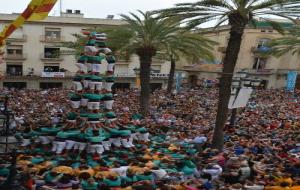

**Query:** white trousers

left=89, top=81, right=103, bottom=91
left=107, top=63, right=115, bottom=72
left=71, top=101, right=81, bottom=109
left=137, top=132, right=150, bottom=141
left=75, top=63, right=87, bottom=73
left=39, top=136, right=51, bottom=145
left=87, top=102, right=100, bottom=110
left=104, top=82, right=114, bottom=91
left=121, top=138, right=133, bottom=148
left=92, top=64, right=101, bottom=73
left=89, top=144, right=104, bottom=155
left=102, top=141, right=111, bottom=151
left=104, top=100, right=114, bottom=110
left=52, top=141, right=66, bottom=154
left=73, top=142, right=87, bottom=151
left=83, top=80, right=91, bottom=89
left=73, top=81, right=83, bottom=91
left=81, top=98, right=88, bottom=107
left=65, top=140, right=76, bottom=150
left=110, top=138, right=121, bottom=147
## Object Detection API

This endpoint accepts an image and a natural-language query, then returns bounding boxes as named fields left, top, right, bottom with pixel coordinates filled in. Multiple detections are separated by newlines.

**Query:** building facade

left=0, top=11, right=170, bottom=90
left=178, top=19, right=300, bottom=89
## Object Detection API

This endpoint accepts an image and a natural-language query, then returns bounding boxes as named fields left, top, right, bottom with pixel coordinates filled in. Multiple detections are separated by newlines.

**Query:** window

left=3, top=82, right=26, bottom=89
left=151, top=65, right=161, bottom=73
left=257, top=38, right=271, bottom=48
left=45, top=28, right=61, bottom=40
left=6, top=65, right=23, bottom=76
left=44, top=66, right=60, bottom=72
left=40, top=82, right=63, bottom=89
left=44, top=47, right=60, bottom=58
left=253, top=57, right=267, bottom=70
left=6, top=45, right=23, bottom=55
left=115, top=65, right=128, bottom=74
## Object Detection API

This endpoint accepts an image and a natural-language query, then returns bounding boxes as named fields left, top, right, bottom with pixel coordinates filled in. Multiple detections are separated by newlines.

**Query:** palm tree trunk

left=211, top=15, right=247, bottom=151
left=137, top=48, right=156, bottom=116
left=167, top=57, right=176, bottom=94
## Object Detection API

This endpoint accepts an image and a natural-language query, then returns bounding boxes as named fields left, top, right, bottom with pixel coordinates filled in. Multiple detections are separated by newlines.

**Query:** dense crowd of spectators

left=0, top=87, right=299, bottom=190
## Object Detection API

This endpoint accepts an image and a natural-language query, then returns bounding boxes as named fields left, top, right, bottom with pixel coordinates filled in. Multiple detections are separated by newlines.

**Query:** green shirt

left=103, top=177, right=121, bottom=187
left=90, top=75, right=103, bottom=82
left=86, top=136, right=106, bottom=143
left=88, top=113, right=104, bottom=119
left=105, top=76, right=116, bottom=82
left=84, top=93, right=103, bottom=101
left=81, top=180, right=98, bottom=190
left=106, top=55, right=116, bottom=64
left=67, top=112, right=78, bottom=120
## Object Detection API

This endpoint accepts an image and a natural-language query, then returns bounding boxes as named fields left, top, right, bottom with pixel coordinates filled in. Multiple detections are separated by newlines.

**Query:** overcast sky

left=0, top=0, right=195, bottom=19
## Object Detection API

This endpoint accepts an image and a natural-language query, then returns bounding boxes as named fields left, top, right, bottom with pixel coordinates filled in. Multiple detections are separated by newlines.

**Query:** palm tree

left=160, top=32, right=217, bottom=94
left=268, top=26, right=300, bottom=56
left=107, top=11, right=192, bottom=116
left=158, top=0, right=300, bottom=150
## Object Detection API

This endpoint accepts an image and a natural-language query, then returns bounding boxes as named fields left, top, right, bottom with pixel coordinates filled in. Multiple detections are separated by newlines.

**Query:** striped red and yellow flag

left=0, top=0, right=57, bottom=46
left=28, top=0, right=58, bottom=21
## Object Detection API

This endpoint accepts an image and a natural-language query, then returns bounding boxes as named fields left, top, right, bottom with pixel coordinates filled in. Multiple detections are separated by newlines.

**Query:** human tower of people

left=21, top=31, right=150, bottom=155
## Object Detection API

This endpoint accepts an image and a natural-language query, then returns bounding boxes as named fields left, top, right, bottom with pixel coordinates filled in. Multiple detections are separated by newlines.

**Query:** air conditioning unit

left=66, top=9, right=72, bottom=14
left=75, top=10, right=81, bottom=14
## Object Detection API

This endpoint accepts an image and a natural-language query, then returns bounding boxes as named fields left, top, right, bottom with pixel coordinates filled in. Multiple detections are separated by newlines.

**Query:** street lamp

left=0, top=94, right=21, bottom=189
left=229, top=71, right=261, bottom=127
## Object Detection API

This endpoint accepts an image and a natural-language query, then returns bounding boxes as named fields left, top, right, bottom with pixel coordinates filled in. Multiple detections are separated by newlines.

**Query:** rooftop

left=0, top=13, right=126, bottom=26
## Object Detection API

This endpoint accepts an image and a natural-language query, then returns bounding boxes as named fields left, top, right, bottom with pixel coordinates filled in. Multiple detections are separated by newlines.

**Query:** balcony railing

left=5, top=54, right=27, bottom=60
left=7, top=35, right=27, bottom=42
left=40, top=53, right=63, bottom=61
left=40, top=35, right=65, bottom=43
left=246, top=69, right=274, bottom=75
left=6, top=72, right=23, bottom=76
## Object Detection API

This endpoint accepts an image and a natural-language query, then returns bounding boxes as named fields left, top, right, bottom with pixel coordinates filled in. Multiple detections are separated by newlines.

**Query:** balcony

left=5, top=54, right=27, bottom=60
left=40, top=53, right=63, bottom=61
left=40, top=35, right=65, bottom=43
left=246, top=69, right=275, bottom=75
left=218, top=46, right=227, bottom=53
left=6, top=35, right=27, bottom=42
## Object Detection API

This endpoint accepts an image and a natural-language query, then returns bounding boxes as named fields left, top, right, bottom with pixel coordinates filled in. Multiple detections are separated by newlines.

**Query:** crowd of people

left=0, top=86, right=298, bottom=190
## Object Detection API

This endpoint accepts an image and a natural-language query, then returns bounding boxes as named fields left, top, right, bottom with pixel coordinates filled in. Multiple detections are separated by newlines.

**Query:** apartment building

left=0, top=11, right=170, bottom=90
left=179, top=19, right=300, bottom=89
